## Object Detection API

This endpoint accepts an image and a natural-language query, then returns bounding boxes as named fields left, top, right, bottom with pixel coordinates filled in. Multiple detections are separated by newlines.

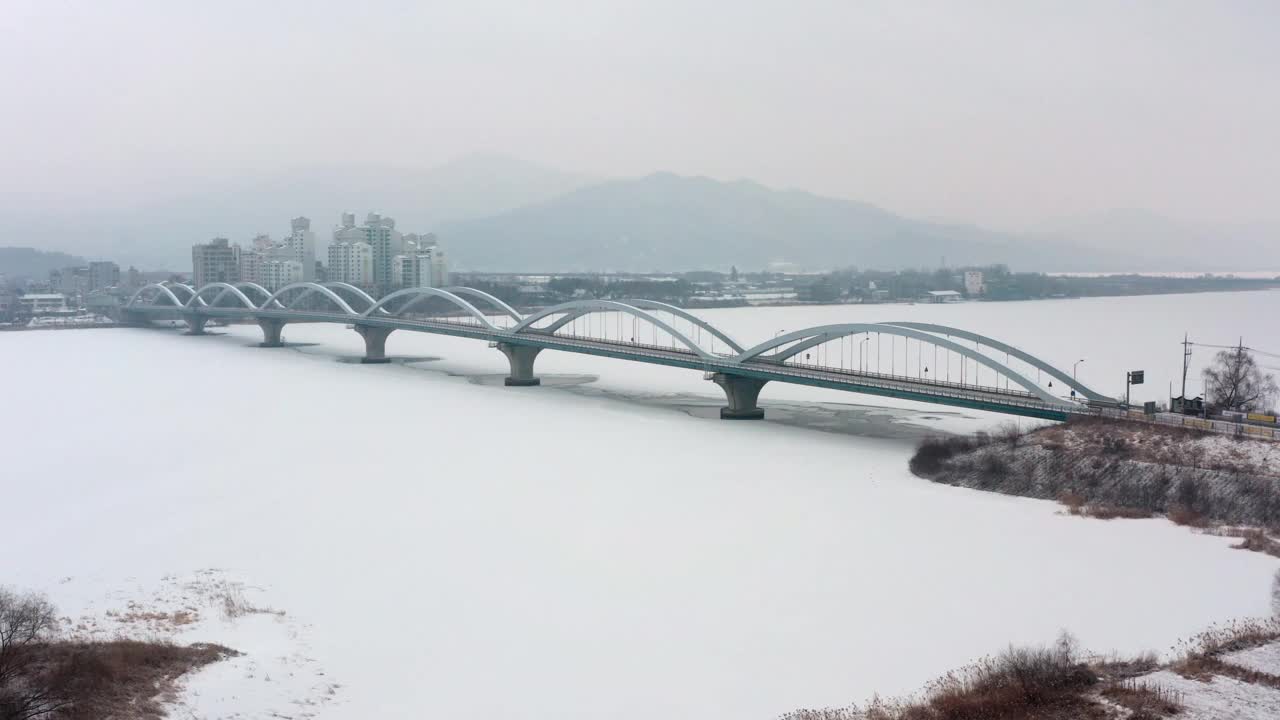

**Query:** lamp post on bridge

left=1073, top=359, right=1085, bottom=380
left=859, top=336, right=869, bottom=372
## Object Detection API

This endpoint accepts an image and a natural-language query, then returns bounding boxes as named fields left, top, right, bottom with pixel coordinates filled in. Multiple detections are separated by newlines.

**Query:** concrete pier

left=257, top=318, right=287, bottom=347
left=498, top=342, right=542, bottom=386
left=356, top=325, right=395, bottom=364
left=184, top=315, right=208, bottom=335
left=711, top=373, right=768, bottom=419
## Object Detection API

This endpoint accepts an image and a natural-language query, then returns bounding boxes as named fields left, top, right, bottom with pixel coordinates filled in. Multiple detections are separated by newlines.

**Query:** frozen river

left=2, top=289, right=1278, bottom=718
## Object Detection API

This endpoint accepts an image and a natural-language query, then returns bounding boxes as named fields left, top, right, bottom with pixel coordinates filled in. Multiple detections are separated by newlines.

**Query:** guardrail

left=1097, top=408, right=1280, bottom=441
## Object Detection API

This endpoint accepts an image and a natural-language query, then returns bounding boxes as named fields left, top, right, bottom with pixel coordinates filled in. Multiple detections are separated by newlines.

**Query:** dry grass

left=1166, top=505, right=1209, bottom=528
left=1100, top=679, right=1183, bottom=719
left=19, top=639, right=236, bottom=720
left=1171, top=616, right=1280, bottom=687
left=1057, top=490, right=1154, bottom=521
left=1229, top=529, right=1280, bottom=558
left=218, top=586, right=285, bottom=620
left=785, top=634, right=1120, bottom=720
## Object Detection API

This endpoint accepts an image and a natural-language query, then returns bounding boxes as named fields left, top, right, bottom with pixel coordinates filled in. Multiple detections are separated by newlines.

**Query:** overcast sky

left=3, top=0, right=1277, bottom=228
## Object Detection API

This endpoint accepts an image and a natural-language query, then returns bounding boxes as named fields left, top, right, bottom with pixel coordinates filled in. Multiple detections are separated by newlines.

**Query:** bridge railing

left=779, top=357, right=1043, bottom=400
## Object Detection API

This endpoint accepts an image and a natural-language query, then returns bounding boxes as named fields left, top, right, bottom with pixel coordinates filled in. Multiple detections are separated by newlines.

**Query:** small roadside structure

left=924, top=290, right=962, bottom=303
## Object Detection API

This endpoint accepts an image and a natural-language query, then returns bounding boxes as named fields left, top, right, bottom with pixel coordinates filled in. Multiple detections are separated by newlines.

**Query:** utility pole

left=1180, top=333, right=1192, bottom=402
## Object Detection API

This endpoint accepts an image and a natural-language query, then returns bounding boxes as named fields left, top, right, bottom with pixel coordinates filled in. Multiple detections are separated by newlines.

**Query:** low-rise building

left=19, top=293, right=70, bottom=315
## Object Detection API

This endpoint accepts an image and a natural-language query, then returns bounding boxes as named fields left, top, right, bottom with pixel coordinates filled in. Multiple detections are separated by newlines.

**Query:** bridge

left=121, top=281, right=1114, bottom=421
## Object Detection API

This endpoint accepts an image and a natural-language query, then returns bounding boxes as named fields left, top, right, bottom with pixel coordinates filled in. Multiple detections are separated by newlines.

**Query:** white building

left=392, top=246, right=449, bottom=289
left=261, top=259, right=305, bottom=290
left=964, top=270, right=985, bottom=296
left=364, top=213, right=403, bottom=292
left=286, top=217, right=317, bottom=281
left=88, top=261, right=120, bottom=291
left=192, top=238, right=240, bottom=287
left=327, top=241, right=374, bottom=287
left=19, top=293, right=69, bottom=315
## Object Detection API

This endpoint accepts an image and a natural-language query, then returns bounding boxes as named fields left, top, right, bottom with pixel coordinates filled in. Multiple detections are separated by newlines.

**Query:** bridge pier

left=184, top=315, right=208, bottom=335
left=257, top=318, right=287, bottom=347
left=355, top=325, right=395, bottom=363
left=497, top=342, right=542, bottom=386
left=711, top=373, right=768, bottom=420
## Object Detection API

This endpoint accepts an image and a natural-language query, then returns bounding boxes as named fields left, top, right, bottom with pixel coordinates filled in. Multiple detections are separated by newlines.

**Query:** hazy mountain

left=0, top=154, right=592, bottom=270
left=440, top=173, right=1144, bottom=273
left=1032, top=209, right=1280, bottom=272
left=0, top=247, right=87, bottom=279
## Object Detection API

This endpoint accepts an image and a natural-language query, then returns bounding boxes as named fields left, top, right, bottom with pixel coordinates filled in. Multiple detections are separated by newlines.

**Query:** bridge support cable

left=498, top=342, right=543, bottom=387
left=711, top=373, right=768, bottom=420
left=257, top=318, right=288, bottom=348
left=355, top=325, right=395, bottom=364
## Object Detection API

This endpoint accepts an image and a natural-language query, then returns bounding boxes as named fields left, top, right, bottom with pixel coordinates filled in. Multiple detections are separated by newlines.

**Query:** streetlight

left=1073, top=359, right=1085, bottom=380
left=859, top=336, right=870, bottom=372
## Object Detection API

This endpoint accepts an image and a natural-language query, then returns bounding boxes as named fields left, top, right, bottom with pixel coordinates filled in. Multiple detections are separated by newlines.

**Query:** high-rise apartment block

left=287, top=217, right=317, bottom=281
left=392, top=246, right=449, bottom=289
left=87, top=261, right=120, bottom=291
left=192, top=238, right=241, bottom=287
left=327, top=239, right=374, bottom=287
left=363, top=213, right=403, bottom=292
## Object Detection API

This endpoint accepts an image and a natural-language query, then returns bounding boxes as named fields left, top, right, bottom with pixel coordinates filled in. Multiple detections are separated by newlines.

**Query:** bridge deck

left=126, top=305, right=1082, bottom=420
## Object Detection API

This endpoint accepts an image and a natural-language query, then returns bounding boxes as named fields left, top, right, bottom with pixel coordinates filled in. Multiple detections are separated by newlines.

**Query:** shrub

left=0, top=587, right=236, bottom=720
left=909, top=436, right=981, bottom=477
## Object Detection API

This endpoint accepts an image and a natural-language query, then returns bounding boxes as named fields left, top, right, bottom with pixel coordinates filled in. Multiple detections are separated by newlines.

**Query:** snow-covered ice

left=2, top=290, right=1278, bottom=719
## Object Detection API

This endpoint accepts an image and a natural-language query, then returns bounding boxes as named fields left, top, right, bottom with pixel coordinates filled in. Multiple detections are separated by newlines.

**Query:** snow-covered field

left=3, top=290, right=1278, bottom=719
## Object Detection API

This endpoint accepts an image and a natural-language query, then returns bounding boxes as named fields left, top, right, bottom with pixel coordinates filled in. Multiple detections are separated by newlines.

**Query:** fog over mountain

left=4, top=2, right=1277, bottom=273
left=5, top=155, right=1276, bottom=275
left=439, top=172, right=1261, bottom=273
left=0, top=154, right=591, bottom=269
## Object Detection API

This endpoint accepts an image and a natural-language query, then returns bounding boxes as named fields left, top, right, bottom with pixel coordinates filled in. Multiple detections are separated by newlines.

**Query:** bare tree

left=0, top=587, right=67, bottom=720
left=1203, top=343, right=1278, bottom=413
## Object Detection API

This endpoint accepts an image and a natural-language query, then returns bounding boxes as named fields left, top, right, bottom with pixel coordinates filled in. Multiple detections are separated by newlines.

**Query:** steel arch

left=443, top=286, right=522, bottom=322
left=165, top=283, right=198, bottom=303
left=618, top=299, right=744, bottom=353
left=232, top=282, right=277, bottom=305
left=734, top=323, right=1069, bottom=405
left=512, top=300, right=718, bottom=360
left=362, top=287, right=500, bottom=330
left=880, top=321, right=1107, bottom=401
left=258, top=282, right=359, bottom=316
left=127, top=283, right=186, bottom=308
left=322, top=282, right=379, bottom=313
left=186, top=283, right=259, bottom=310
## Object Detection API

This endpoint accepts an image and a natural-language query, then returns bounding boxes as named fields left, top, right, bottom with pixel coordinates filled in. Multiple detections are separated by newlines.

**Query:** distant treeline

left=454, top=265, right=1280, bottom=308
left=809, top=265, right=1280, bottom=302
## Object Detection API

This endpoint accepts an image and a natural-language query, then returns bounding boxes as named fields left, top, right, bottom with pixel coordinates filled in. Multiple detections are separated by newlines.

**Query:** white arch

left=362, top=287, right=500, bottom=330
left=186, top=282, right=259, bottom=310
left=614, top=299, right=743, bottom=353
left=880, top=321, right=1107, bottom=401
left=127, top=283, right=186, bottom=308
left=734, top=323, right=1068, bottom=405
left=164, top=283, right=198, bottom=302
left=231, top=282, right=279, bottom=307
left=512, top=300, right=718, bottom=361
left=443, top=286, right=523, bottom=321
left=322, top=282, right=379, bottom=312
left=258, top=282, right=359, bottom=315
